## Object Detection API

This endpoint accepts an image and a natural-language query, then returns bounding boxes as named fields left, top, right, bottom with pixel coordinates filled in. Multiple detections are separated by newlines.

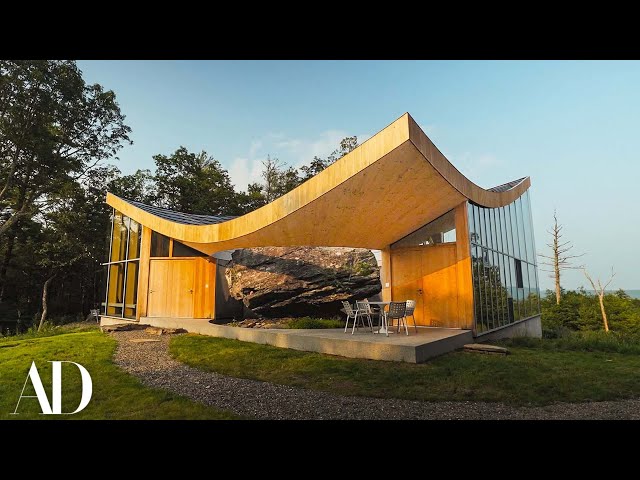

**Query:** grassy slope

left=0, top=327, right=237, bottom=419
left=170, top=334, right=640, bottom=406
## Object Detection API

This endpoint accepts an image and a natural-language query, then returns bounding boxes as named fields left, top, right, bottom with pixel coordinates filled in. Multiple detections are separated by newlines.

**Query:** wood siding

left=389, top=201, right=474, bottom=329
left=147, top=257, right=215, bottom=319
left=136, top=226, right=152, bottom=319
left=193, top=257, right=216, bottom=319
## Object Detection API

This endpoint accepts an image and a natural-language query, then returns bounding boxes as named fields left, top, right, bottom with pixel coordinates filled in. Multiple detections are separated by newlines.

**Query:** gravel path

left=112, top=330, right=640, bottom=420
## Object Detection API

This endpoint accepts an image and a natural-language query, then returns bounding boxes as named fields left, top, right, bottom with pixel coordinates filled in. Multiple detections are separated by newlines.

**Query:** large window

left=103, top=209, right=141, bottom=319
left=149, top=232, right=207, bottom=258
left=391, top=209, right=456, bottom=249
left=468, top=191, right=540, bottom=334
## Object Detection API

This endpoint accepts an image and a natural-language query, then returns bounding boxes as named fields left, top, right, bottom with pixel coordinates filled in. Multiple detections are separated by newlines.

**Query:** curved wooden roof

left=107, top=113, right=530, bottom=254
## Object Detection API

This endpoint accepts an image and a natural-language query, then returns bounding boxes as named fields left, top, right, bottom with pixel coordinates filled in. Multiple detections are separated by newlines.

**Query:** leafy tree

left=299, top=156, right=330, bottom=181
left=153, top=147, right=238, bottom=216
left=299, top=136, right=358, bottom=181
left=257, top=136, right=360, bottom=203
left=540, top=288, right=640, bottom=337
left=109, top=168, right=156, bottom=203
left=234, top=182, right=267, bottom=214
left=0, top=60, right=131, bottom=237
left=615, top=289, right=630, bottom=300
left=35, top=166, right=114, bottom=329
left=258, top=155, right=300, bottom=203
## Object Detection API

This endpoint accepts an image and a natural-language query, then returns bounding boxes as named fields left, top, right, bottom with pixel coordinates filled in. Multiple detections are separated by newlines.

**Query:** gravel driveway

left=112, top=330, right=640, bottom=420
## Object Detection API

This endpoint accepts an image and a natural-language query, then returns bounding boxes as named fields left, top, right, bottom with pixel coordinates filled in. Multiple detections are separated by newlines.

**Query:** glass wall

left=150, top=231, right=170, bottom=257
left=468, top=190, right=540, bottom=334
left=103, top=209, right=141, bottom=319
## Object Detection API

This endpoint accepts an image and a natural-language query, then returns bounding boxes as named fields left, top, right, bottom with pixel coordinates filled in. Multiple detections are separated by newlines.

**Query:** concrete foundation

left=115, top=317, right=474, bottom=363
left=477, top=315, right=542, bottom=342
left=100, top=315, right=540, bottom=362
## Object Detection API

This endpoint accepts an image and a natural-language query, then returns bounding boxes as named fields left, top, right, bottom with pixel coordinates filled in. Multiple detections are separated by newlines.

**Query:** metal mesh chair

left=342, top=301, right=357, bottom=333
left=343, top=300, right=373, bottom=334
left=385, top=301, right=408, bottom=336
left=356, top=301, right=377, bottom=333
left=405, top=299, right=418, bottom=333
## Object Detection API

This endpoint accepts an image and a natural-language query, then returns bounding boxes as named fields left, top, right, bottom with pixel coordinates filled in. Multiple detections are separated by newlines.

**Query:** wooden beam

left=454, top=201, right=474, bottom=329
left=136, top=226, right=152, bottom=319
left=380, top=247, right=392, bottom=302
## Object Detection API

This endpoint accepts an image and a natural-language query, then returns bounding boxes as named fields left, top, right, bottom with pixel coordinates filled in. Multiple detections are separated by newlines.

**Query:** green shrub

left=541, top=288, right=640, bottom=336
left=287, top=317, right=344, bottom=329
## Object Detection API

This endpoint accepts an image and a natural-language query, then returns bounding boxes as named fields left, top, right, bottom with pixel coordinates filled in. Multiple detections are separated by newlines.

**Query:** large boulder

left=225, top=247, right=381, bottom=318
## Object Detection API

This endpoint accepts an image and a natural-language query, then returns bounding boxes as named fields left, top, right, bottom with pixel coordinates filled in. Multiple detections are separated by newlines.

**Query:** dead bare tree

left=539, top=210, right=584, bottom=304
left=583, top=268, right=616, bottom=333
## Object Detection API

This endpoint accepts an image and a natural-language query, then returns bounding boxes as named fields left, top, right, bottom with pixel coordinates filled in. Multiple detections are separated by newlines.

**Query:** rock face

left=225, top=247, right=381, bottom=318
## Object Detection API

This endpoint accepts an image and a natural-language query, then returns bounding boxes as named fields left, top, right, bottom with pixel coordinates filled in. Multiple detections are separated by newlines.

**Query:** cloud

left=227, top=129, right=372, bottom=190
left=276, top=129, right=348, bottom=169
left=248, top=139, right=263, bottom=158
left=448, top=151, right=502, bottom=180
left=228, top=156, right=264, bottom=191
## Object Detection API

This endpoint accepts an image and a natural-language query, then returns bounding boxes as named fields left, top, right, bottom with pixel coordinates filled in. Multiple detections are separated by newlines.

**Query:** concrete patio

left=101, top=316, right=473, bottom=363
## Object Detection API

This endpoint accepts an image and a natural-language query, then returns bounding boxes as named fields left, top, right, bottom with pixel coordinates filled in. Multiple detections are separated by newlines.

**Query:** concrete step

left=100, top=323, right=145, bottom=333
left=145, top=326, right=187, bottom=336
left=463, top=343, right=509, bottom=355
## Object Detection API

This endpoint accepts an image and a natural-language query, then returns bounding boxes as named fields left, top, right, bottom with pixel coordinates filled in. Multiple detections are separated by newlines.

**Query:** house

left=101, top=113, right=541, bottom=347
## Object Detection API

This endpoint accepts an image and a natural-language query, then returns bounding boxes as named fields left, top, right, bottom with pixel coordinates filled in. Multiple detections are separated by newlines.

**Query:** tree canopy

left=0, top=60, right=131, bottom=237
left=0, top=60, right=361, bottom=331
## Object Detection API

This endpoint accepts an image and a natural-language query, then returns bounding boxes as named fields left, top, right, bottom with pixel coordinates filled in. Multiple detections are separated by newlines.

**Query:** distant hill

left=583, top=290, right=640, bottom=299
left=541, top=289, right=640, bottom=299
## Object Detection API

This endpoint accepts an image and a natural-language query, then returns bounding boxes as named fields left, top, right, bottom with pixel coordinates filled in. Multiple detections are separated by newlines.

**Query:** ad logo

left=12, top=361, right=93, bottom=415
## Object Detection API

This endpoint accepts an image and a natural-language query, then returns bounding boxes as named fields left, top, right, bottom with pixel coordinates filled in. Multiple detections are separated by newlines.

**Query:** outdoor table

left=367, top=301, right=394, bottom=334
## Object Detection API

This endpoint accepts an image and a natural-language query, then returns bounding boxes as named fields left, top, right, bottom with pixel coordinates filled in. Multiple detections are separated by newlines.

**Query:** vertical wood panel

left=380, top=247, right=392, bottom=302
left=388, top=202, right=475, bottom=329
left=170, top=259, right=195, bottom=318
left=421, top=244, right=458, bottom=327
left=390, top=245, right=460, bottom=328
left=391, top=248, right=425, bottom=323
left=136, top=226, right=152, bottom=319
left=192, top=258, right=216, bottom=319
left=148, top=259, right=195, bottom=318
left=146, top=256, right=215, bottom=319
left=148, top=259, right=167, bottom=317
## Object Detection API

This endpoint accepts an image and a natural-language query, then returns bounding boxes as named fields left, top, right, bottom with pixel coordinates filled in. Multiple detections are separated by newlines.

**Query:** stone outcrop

left=225, top=247, right=381, bottom=318
left=100, top=323, right=141, bottom=333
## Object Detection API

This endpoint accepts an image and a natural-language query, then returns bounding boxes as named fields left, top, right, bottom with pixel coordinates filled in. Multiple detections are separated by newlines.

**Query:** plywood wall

left=193, top=257, right=216, bottom=319
left=136, top=226, right=152, bottom=319
left=389, top=201, right=474, bottom=329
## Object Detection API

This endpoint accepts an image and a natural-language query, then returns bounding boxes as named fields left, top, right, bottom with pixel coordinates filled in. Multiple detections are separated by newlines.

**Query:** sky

left=77, top=60, right=640, bottom=291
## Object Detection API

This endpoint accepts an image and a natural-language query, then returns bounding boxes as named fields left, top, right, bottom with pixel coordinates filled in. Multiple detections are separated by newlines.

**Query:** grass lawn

left=170, top=334, right=640, bottom=406
left=0, top=326, right=237, bottom=419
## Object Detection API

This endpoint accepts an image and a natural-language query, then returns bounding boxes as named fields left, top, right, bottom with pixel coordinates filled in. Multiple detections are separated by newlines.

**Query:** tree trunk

left=38, top=275, right=56, bottom=331
left=554, top=260, right=561, bottom=305
left=0, top=234, right=16, bottom=302
left=80, top=281, right=86, bottom=317
left=598, top=294, right=609, bottom=332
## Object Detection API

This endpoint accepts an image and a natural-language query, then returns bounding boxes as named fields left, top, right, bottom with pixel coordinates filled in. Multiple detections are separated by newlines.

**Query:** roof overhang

left=106, top=113, right=530, bottom=254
